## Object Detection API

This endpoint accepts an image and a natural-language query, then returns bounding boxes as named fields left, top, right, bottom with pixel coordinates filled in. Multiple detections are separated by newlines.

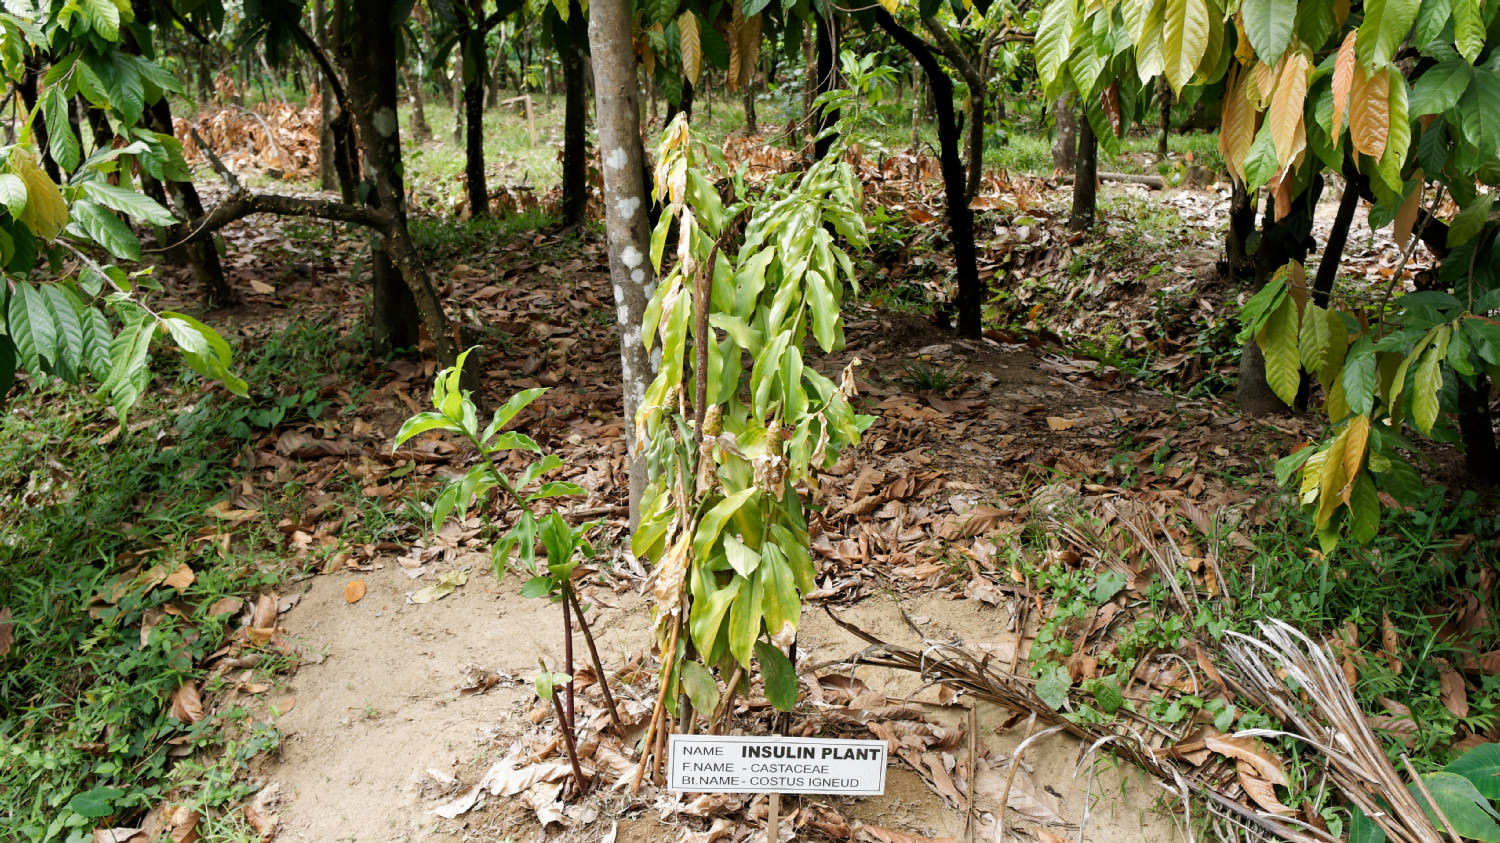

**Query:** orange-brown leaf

left=0, top=607, right=12, bottom=658
left=863, top=824, right=957, bottom=843
left=165, top=806, right=200, bottom=843
left=344, top=580, right=367, bottom=604
left=1237, top=761, right=1295, bottom=815
left=1441, top=667, right=1470, bottom=719
left=170, top=682, right=205, bottom=724
left=1204, top=732, right=1288, bottom=785
left=1252, top=60, right=1277, bottom=105
left=1270, top=52, right=1310, bottom=169
left=1393, top=180, right=1422, bottom=248
left=1350, top=63, right=1390, bottom=160
left=251, top=592, right=278, bottom=629
left=162, top=564, right=195, bottom=590
left=1382, top=611, right=1403, bottom=674
left=1102, top=82, right=1122, bottom=136
left=1331, top=31, right=1358, bottom=144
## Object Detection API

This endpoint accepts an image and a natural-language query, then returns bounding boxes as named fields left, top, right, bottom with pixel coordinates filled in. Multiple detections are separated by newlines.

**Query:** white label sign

left=666, top=735, right=887, bottom=795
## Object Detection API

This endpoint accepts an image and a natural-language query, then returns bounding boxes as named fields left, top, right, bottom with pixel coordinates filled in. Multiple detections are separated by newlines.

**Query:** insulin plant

left=629, top=114, right=873, bottom=777
left=394, top=351, right=621, bottom=792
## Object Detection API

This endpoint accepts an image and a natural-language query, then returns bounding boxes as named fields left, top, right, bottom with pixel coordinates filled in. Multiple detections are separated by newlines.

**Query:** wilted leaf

left=1441, top=667, right=1471, bottom=719
left=862, top=825, right=957, bottom=843
left=0, top=607, right=13, bottom=658
left=251, top=592, right=279, bottom=629
left=162, top=564, right=195, bottom=590
left=345, top=580, right=367, bottom=604
left=411, top=569, right=469, bottom=604
left=1204, top=732, right=1288, bottom=785
left=170, top=682, right=205, bottom=723
left=1237, top=761, right=1295, bottom=815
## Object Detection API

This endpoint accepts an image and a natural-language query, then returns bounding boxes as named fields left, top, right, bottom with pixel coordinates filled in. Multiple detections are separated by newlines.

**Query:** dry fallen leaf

left=344, top=580, right=367, bottom=604
left=1236, top=760, right=1294, bottom=815
left=1033, top=830, right=1071, bottom=843
left=164, top=805, right=200, bottom=843
left=1381, top=611, right=1403, bottom=675
left=1, top=606, right=15, bottom=658
left=1440, top=667, right=1470, bottom=719
left=170, top=682, right=205, bottom=724
left=162, top=564, right=195, bottom=590
left=1045, top=416, right=1077, bottom=431
left=251, top=592, right=279, bottom=629
left=92, top=828, right=146, bottom=843
left=1203, top=732, right=1288, bottom=786
left=411, top=569, right=468, bottom=604
left=249, top=280, right=276, bottom=295
left=207, top=597, right=244, bottom=616
left=862, top=824, right=957, bottom=843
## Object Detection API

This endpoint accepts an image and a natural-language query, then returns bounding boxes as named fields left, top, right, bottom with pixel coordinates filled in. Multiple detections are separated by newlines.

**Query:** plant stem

left=543, top=658, right=589, bottom=797
left=563, top=586, right=576, bottom=734
left=631, top=610, right=682, bottom=794
left=565, top=586, right=624, bottom=735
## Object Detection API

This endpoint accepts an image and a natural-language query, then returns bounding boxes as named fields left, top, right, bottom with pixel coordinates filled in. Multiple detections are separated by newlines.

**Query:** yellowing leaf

left=411, top=569, right=468, bottom=604
left=1350, top=62, right=1390, bottom=160
left=1163, top=0, right=1211, bottom=93
left=1331, top=30, right=1357, bottom=144
left=1341, top=414, right=1369, bottom=502
left=11, top=151, right=67, bottom=240
left=678, top=11, right=703, bottom=86
left=1220, top=65, right=1256, bottom=184
left=1269, top=51, right=1310, bottom=169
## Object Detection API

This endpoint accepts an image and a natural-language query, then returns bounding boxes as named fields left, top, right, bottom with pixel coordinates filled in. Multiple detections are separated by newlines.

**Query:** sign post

left=667, top=734, right=888, bottom=839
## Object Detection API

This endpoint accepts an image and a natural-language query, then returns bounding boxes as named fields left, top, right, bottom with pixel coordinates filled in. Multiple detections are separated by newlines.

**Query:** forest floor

left=7, top=118, right=1482, bottom=843
left=180, top=163, right=1369, bottom=842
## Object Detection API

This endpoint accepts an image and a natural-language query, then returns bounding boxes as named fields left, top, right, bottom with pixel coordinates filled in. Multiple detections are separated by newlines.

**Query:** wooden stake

left=767, top=792, right=780, bottom=843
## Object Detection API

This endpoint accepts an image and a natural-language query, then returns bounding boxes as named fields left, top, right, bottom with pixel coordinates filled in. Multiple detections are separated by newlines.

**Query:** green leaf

left=1348, top=803, right=1388, bottom=843
left=1035, top=0, right=1080, bottom=94
left=1237, top=274, right=1288, bottom=345
left=680, top=660, right=721, bottom=716
left=1259, top=296, right=1301, bottom=405
left=43, top=88, right=80, bottom=172
left=526, top=481, right=585, bottom=501
left=754, top=640, right=798, bottom=711
left=72, top=200, right=141, bottom=261
left=1343, top=338, right=1379, bottom=415
left=1357, top=0, right=1421, bottom=67
left=0, top=173, right=27, bottom=219
left=1241, top=0, right=1295, bottom=61
left=1448, top=193, right=1493, bottom=247
left=1453, top=0, right=1484, bottom=61
left=693, top=487, right=758, bottom=562
left=1410, top=772, right=1500, bottom=841
left=727, top=568, right=763, bottom=666
left=160, top=311, right=246, bottom=396
left=1299, top=302, right=1331, bottom=373
left=1162, top=0, right=1210, bottom=93
left=1446, top=743, right=1500, bottom=800
left=520, top=576, right=552, bottom=598
left=67, top=786, right=124, bottom=819
left=393, top=411, right=461, bottom=446
left=1034, top=662, right=1072, bottom=710
left=1093, top=570, right=1126, bottom=603
left=1411, top=342, right=1444, bottom=434
left=758, top=545, right=800, bottom=640
left=1349, top=471, right=1379, bottom=543
left=1460, top=71, right=1500, bottom=154
left=1410, top=59, right=1472, bottom=116
left=689, top=576, right=741, bottom=657
left=1088, top=678, right=1125, bottom=714
left=100, top=310, right=155, bottom=419
left=723, top=534, right=760, bottom=578
left=81, top=181, right=177, bottom=225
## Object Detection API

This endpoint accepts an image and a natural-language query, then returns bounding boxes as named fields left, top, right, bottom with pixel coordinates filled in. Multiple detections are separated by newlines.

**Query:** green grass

left=0, top=316, right=368, bottom=842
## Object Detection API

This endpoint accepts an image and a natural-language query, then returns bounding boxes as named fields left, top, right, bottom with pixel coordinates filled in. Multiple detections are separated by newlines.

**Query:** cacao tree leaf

left=1035, top=0, right=1080, bottom=93
left=1162, top=0, right=1210, bottom=93
left=72, top=200, right=141, bottom=261
left=1409, top=58, right=1472, bottom=116
left=1259, top=296, right=1302, bottom=405
left=1459, top=71, right=1500, bottom=163
left=81, top=181, right=177, bottom=226
left=1356, top=0, right=1420, bottom=67
left=1299, top=302, right=1331, bottom=372
left=1453, top=0, right=1484, bottom=61
left=1241, top=0, right=1295, bottom=61
left=1349, top=471, right=1379, bottom=543
left=678, top=11, right=702, bottom=86
left=1331, top=30, right=1357, bottom=141
left=1411, top=342, right=1443, bottom=434
left=1270, top=51, right=1310, bottom=168
left=1349, top=62, right=1391, bottom=160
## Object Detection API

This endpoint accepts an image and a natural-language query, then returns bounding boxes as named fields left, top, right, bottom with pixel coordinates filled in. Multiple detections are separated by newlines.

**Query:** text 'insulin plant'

left=631, top=114, right=873, bottom=748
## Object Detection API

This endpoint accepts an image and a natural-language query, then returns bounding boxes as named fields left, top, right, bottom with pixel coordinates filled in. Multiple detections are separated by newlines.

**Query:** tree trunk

left=336, top=0, right=459, bottom=366
left=487, top=46, right=506, bottom=108
left=812, top=11, right=839, bottom=160
left=875, top=10, right=981, bottom=338
left=1157, top=77, right=1171, bottom=159
left=743, top=74, right=757, bottom=135
left=403, top=64, right=432, bottom=141
left=315, top=0, right=338, bottom=190
left=1458, top=374, right=1498, bottom=480
left=1070, top=115, right=1096, bottom=231
left=588, top=0, right=656, bottom=524
left=920, top=19, right=984, bottom=201
left=462, top=21, right=489, bottom=217
left=560, top=0, right=588, bottom=227
left=801, top=23, right=817, bottom=131
left=1236, top=176, right=1324, bottom=415
left=1225, top=179, right=1255, bottom=281
left=1051, top=96, right=1076, bottom=174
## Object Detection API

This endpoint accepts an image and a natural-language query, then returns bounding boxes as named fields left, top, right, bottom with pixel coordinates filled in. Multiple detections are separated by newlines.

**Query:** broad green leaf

left=81, top=181, right=177, bottom=225
left=100, top=312, right=156, bottom=419
left=679, top=660, right=720, bottom=716
left=758, top=545, right=800, bottom=640
left=0, top=173, right=26, bottom=219
left=693, top=487, right=758, bottom=563
left=1409, top=772, right=1500, bottom=841
left=67, top=787, right=124, bottom=819
left=1241, top=0, right=1295, bottom=62
left=394, top=411, right=461, bottom=446
left=520, top=576, right=552, bottom=598
left=754, top=640, right=798, bottom=711
left=723, top=534, right=760, bottom=577
left=1035, top=0, right=1080, bottom=93
left=1299, top=302, right=1331, bottom=372
left=1237, top=273, right=1288, bottom=345
left=1356, top=0, right=1421, bottom=67
left=42, top=88, right=80, bottom=172
left=1343, top=338, right=1378, bottom=415
left=72, top=200, right=141, bottom=261
left=1446, top=744, right=1500, bottom=800
left=1258, top=296, right=1301, bottom=405
left=1411, top=342, right=1444, bottom=434
left=1448, top=193, right=1493, bottom=247
left=690, top=575, right=742, bottom=655
left=1453, top=0, right=1484, bottom=61
left=1349, top=471, right=1379, bottom=543
left=1410, top=59, right=1472, bottom=116
left=527, top=481, right=585, bottom=501
left=160, top=311, right=246, bottom=396
left=727, top=568, right=763, bottom=666
left=1034, top=662, right=1072, bottom=709
left=1348, top=803, right=1388, bottom=843
left=1460, top=71, right=1500, bottom=154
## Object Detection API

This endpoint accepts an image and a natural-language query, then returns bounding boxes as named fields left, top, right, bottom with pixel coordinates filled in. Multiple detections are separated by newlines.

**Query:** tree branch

left=164, top=193, right=387, bottom=252
left=293, top=22, right=353, bottom=117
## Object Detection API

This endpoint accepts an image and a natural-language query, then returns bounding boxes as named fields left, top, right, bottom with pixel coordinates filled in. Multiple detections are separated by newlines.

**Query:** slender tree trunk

left=403, top=64, right=432, bottom=140
left=1070, top=115, right=1096, bottom=231
left=1051, top=96, right=1077, bottom=174
left=1157, top=77, right=1171, bottom=159
left=801, top=25, right=816, bottom=130
left=487, top=46, right=506, bottom=108
left=336, top=0, right=459, bottom=366
left=921, top=19, right=984, bottom=201
left=875, top=10, right=980, bottom=338
left=450, top=63, right=464, bottom=144
left=560, top=0, right=588, bottom=227
left=315, top=0, right=338, bottom=190
left=1458, top=374, right=1498, bottom=480
left=1226, top=179, right=1255, bottom=281
left=462, top=18, right=489, bottom=217
left=588, top=0, right=655, bottom=524
left=743, top=80, right=757, bottom=135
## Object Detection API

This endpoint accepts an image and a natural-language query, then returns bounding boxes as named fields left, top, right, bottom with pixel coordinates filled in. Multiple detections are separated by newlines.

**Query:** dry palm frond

left=1223, top=619, right=1446, bottom=843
